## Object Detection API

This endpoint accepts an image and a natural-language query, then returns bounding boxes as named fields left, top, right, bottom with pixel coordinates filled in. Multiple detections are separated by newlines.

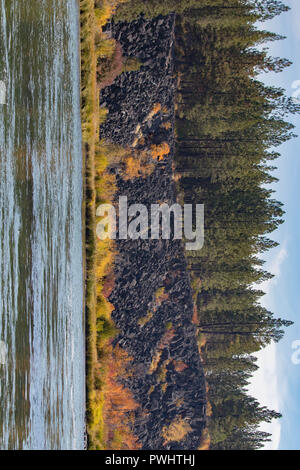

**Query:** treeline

left=115, top=0, right=296, bottom=449
left=116, top=0, right=290, bottom=21
left=173, top=0, right=296, bottom=449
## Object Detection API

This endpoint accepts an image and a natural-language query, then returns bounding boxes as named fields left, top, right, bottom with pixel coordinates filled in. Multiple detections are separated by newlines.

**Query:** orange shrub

left=149, top=328, right=175, bottom=373
left=162, top=121, right=172, bottom=130
left=152, top=103, right=161, bottom=114
left=192, top=304, right=198, bottom=325
left=97, top=42, right=124, bottom=89
left=102, top=275, right=115, bottom=299
left=103, top=345, right=141, bottom=450
left=154, top=287, right=169, bottom=307
left=198, top=428, right=211, bottom=450
left=123, top=155, right=154, bottom=180
left=151, top=142, right=170, bottom=161
left=173, top=361, right=188, bottom=373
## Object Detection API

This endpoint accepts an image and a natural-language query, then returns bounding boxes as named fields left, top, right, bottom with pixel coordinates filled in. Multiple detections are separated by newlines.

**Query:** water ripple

left=0, top=0, right=85, bottom=450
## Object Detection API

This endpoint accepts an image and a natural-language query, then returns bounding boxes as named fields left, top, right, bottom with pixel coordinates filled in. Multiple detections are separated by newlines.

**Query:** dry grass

left=80, top=0, right=100, bottom=448
left=198, top=428, right=211, bottom=450
left=149, top=328, right=175, bottom=374
left=123, top=154, right=154, bottom=180
left=162, top=418, right=193, bottom=444
left=154, top=286, right=169, bottom=306
left=138, top=311, right=153, bottom=327
left=173, top=360, right=188, bottom=373
left=80, top=0, right=139, bottom=451
left=122, top=56, right=143, bottom=73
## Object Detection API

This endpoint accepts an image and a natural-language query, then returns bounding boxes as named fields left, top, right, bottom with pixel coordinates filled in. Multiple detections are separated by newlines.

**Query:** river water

left=0, top=0, right=85, bottom=450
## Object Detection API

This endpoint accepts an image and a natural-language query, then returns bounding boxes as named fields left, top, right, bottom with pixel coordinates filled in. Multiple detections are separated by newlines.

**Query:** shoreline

left=80, top=0, right=137, bottom=450
left=77, top=0, right=88, bottom=448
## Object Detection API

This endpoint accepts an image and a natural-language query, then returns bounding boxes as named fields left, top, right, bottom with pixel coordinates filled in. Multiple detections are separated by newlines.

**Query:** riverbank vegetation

left=115, top=0, right=296, bottom=450
left=80, top=0, right=140, bottom=450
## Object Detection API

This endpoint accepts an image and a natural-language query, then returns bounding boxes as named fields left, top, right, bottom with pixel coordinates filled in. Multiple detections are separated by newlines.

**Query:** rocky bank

left=101, top=14, right=207, bottom=450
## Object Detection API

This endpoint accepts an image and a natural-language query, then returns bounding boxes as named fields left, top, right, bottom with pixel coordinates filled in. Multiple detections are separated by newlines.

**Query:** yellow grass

left=149, top=329, right=175, bottom=374
left=138, top=311, right=153, bottom=327
left=80, top=0, right=137, bottom=450
left=198, top=428, right=211, bottom=450
left=162, top=418, right=193, bottom=444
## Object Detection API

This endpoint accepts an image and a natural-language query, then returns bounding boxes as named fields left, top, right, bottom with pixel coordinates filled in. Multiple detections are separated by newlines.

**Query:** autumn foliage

left=97, top=41, right=124, bottom=89
left=198, top=428, right=211, bottom=451
left=151, top=142, right=170, bottom=161
left=122, top=148, right=155, bottom=180
left=173, top=361, right=188, bottom=373
left=81, top=0, right=139, bottom=451
left=103, top=346, right=141, bottom=450
left=162, top=417, right=193, bottom=444
left=149, top=328, right=175, bottom=374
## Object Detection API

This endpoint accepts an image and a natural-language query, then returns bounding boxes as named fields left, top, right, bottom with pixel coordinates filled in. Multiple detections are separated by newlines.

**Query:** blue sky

left=247, top=0, right=300, bottom=450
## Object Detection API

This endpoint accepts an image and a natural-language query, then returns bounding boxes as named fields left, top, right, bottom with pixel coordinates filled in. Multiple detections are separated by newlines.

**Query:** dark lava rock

left=101, top=14, right=206, bottom=450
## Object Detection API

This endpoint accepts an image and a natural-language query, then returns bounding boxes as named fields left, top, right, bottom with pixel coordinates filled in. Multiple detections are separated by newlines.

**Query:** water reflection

left=0, top=0, right=85, bottom=450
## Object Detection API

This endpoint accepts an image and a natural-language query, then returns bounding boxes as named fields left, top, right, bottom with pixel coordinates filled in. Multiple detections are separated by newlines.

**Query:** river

left=0, top=0, right=85, bottom=450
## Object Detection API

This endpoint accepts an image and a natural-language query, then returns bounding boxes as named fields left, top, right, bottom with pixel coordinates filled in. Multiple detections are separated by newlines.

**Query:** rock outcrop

left=101, top=14, right=206, bottom=450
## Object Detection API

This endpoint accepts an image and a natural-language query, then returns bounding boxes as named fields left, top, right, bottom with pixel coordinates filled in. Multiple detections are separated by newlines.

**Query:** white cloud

left=260, top=246, right=288, bottom=300
left=247, top=245, right=288, bottom=450
left=248, top=344, right=281, bottom=450
left=288, top=0, right=300, bottom=41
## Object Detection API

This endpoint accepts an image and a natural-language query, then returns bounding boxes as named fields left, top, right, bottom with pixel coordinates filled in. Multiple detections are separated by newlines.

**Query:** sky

left=247, top=0, right=300, bottom=450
